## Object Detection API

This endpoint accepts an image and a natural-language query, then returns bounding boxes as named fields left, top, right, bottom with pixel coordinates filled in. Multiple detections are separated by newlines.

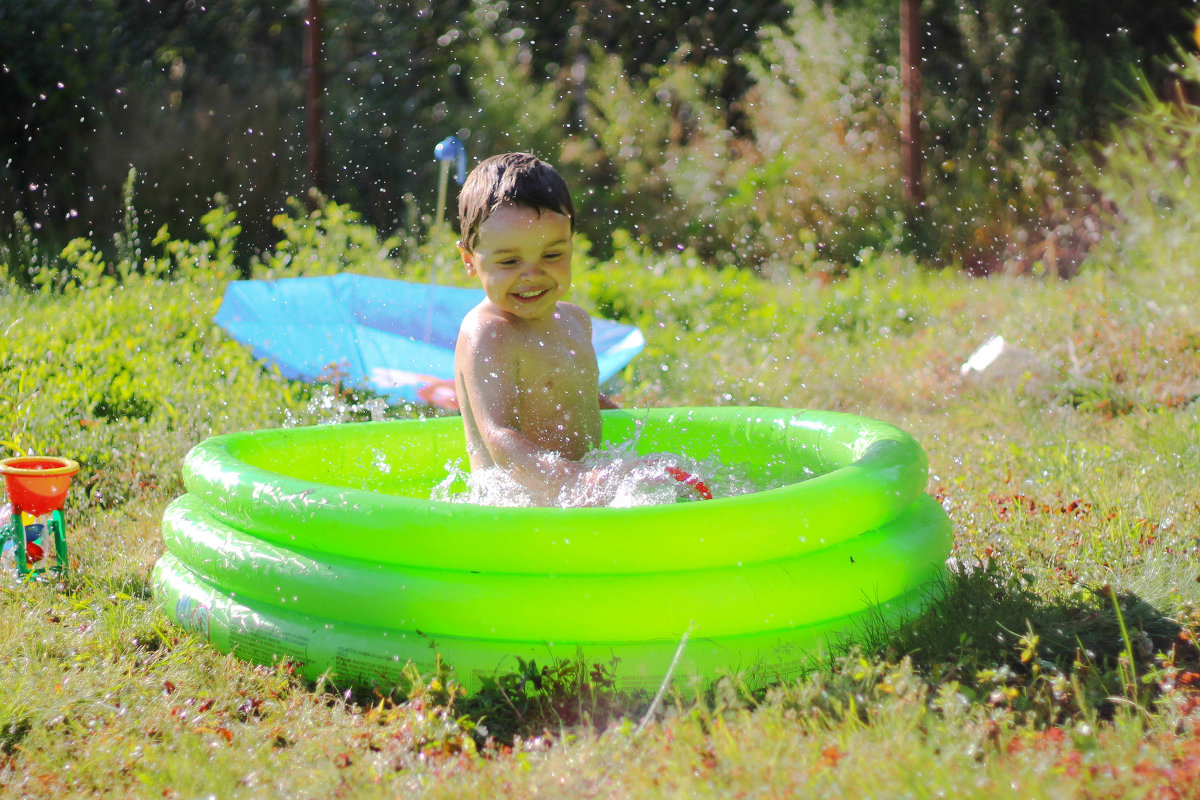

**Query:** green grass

left=4, top=91, right=1200, bottom=797
left=2, top=231, right=1199, bottom=798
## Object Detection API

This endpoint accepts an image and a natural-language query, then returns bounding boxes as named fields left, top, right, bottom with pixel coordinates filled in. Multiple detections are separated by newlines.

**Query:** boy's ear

left=457, top=241, right=477, bottom=276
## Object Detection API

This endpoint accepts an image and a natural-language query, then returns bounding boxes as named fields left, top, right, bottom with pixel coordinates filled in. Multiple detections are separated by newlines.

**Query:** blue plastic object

left=434, top=136, right=467, bottom=185
left=214, top=275, right=645, bottom=406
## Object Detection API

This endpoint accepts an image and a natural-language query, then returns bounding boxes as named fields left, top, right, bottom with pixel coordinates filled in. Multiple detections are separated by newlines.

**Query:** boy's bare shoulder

left=458, top=302, right=519, bottom=345
left=555, top=301, right=593, bottom=329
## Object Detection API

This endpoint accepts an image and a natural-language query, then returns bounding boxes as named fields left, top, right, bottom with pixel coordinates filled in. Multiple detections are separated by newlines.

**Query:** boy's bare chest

left=514, top=331, right=598, bottom=399
left=509, top=326, right=600, bottom=457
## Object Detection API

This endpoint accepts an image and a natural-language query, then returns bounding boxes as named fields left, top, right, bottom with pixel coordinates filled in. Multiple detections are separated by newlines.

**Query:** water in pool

left=430, top=440, right=791, bottom=508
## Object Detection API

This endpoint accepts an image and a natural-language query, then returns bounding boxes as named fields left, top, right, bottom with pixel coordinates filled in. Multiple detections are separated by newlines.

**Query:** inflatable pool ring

left=153, top=407, right=952, bottom=692
left=665, top=466, right=713, bottom=500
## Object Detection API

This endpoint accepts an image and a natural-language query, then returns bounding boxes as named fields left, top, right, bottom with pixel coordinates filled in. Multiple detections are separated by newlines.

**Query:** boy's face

left=460, top=202, right=573, bottom=321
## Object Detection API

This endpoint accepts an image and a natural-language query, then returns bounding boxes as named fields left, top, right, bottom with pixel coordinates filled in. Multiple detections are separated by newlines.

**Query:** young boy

left=453, top=153, right=616, bottom=504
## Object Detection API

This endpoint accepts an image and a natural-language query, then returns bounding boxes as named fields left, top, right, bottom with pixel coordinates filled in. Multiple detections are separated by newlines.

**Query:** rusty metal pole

left=900, top=0, right=923, bottom=209
left=305, top=0, right=325, bottom=198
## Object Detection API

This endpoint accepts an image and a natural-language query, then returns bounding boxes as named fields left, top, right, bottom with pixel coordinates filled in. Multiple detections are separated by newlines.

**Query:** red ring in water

left=664, top=466, right=713, bottom=500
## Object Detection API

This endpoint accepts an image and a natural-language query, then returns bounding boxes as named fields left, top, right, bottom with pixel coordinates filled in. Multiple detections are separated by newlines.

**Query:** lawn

left=2, top=90, right=1200, bottom=800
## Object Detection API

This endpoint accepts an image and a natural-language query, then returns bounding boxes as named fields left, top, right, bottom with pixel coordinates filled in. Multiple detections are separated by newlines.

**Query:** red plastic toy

left=664, top=466, right=714, bottom=501
left=1, top=456, right=79, bottom=577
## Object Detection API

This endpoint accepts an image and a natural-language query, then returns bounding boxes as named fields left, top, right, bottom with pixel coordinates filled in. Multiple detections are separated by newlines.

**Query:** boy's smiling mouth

left=513, top=289, right=550, bottom=301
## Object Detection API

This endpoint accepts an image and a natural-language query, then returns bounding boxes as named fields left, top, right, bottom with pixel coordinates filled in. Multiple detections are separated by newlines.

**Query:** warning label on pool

left=229, top=623, right=310, bottom=666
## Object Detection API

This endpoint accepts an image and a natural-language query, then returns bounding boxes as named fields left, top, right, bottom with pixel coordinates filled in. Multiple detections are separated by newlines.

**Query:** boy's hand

left=556, top=463, right=614, bottom=507
left=577, top=466, right=609, bottom=507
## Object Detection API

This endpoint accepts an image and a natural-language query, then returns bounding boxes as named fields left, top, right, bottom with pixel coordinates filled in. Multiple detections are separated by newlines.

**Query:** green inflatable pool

left=153, top=407, right=952, bottom=692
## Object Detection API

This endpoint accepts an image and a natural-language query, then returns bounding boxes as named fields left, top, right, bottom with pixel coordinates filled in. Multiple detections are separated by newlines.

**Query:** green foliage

left=0, top=0, right=115, bottom=225
left=0, top=192, right=435, bottom=509
left=1, top=65, right=1200, bottom=793
left=469, top=0, right=787, bottom=88
left=1087, top=50, right=1200, bottom=273
left=455, top=37, right=571, bottom=165
left=252, top=197, right=405, bottom=280
left=315, top=0, right=475, bottom=234
left=460, top=653, right=647, bottom=746
left=0, top=230, right=294, bottom=506
left=919, top=0, right=1191, bottom=150
left=7, top=0, right=1192, bottom=277
left=0, top=0, right=307, bottom=250
left=573, top=49, right=731, bottom=253
left=908, top=0, right=1195, bottom=274
left=0, top=212, right=58, bottom=291
left=540, top=2, right=906, bottom=270
left=573, top=229, right=934, bottom=403
left=575, top=231, right=781, bottom=333
left=733, top=0, right=904, bottom=267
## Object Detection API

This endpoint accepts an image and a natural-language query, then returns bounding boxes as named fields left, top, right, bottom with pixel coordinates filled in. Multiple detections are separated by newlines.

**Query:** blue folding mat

left=215, top=275, right=646, bottom=408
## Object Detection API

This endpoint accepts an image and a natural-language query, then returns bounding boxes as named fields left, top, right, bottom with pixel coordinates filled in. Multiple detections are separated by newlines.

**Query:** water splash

left=431, top=441, right=778, bottom=508
left=283, top=385, right=390, bottom=427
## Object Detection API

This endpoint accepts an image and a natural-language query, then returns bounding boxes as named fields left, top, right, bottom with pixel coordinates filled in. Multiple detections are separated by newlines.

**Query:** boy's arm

left=457, top=322, right=588, bottom=502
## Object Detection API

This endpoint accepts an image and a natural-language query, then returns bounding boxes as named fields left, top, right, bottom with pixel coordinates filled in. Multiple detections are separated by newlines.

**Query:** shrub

left=0, top=209, right=284, bottom=507
left=0, top=193, right=436, bottom=511
left=1086, top=49, right=1200, bottom=274
left=252, top=197, right=406, bottom=280
left=910, top=0, right=1192, bottom=275
left=733, top=0, right=903, bottom=269
left=571, top=48, right=736, bottom=259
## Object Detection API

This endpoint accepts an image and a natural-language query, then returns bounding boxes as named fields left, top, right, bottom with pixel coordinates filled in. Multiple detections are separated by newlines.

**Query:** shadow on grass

left=888, top=561, right=1184, bottom=673
left=446, top=565, right=1197, bottom=743
left=126, top=559, right=1193, bottom=750
left=320, top=562, right=1195, bottom=746
left=873, top=560, right=1197, bottom=723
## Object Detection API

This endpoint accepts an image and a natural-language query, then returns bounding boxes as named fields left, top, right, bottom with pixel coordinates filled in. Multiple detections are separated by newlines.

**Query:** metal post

left=435, top=160, right=452, bottom=229
left=305, top=0, right=325, bottom=197
left=900, top=0, right=923, bottom=209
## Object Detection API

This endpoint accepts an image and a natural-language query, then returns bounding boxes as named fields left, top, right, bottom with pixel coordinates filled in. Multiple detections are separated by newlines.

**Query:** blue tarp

left=215, top=275, right=645, bottom=408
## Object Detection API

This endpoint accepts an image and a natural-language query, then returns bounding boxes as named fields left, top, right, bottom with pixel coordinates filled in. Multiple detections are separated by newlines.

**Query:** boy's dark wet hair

left=457, top=153, right=575, bottom=252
